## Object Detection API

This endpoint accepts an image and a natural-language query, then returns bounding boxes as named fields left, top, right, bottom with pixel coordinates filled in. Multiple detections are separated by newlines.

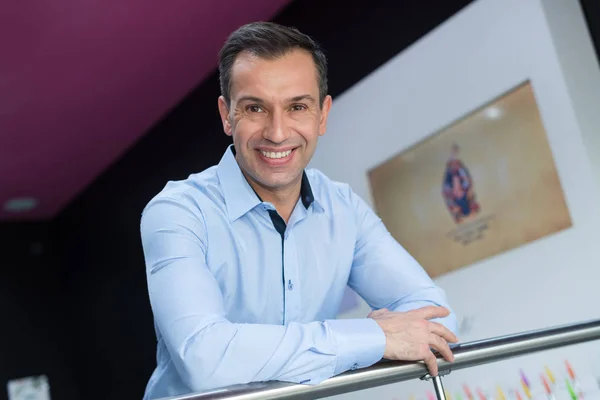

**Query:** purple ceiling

left=0, top=0, right=291, bottom=221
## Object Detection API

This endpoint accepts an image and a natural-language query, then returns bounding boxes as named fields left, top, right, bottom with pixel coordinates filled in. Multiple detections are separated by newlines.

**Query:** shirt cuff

left=391, top=300, right=433, bottom=313
left=326, top=318, right=386, bottom=375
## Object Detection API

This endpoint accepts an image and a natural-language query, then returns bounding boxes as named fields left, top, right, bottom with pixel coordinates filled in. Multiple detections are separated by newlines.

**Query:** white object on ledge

left=7, top=375, right=51, bottom=400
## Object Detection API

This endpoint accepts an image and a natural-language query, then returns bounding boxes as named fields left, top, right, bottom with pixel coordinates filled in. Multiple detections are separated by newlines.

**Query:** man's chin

left=253, top=172, right=303, bottom=191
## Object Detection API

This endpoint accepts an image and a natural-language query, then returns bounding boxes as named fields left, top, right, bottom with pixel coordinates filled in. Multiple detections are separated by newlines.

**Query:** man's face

left=218, top=49, right=332, bottom=193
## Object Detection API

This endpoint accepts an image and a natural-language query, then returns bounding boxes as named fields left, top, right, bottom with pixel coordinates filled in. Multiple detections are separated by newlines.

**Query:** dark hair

left=218, top=21, right=328, bottom=108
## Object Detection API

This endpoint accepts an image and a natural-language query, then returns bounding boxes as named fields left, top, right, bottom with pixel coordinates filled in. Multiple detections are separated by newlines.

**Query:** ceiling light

left=484, top=106, right=503, bottom=119
left=4, top=197, right=38, bottom=212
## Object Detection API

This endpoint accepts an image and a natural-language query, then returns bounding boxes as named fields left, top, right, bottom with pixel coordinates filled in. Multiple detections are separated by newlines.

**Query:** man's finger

left=413, top=306, right=450, bottom=320
left=429, top=334, right=455, bottom=362
left=429, top=321, right=459, bottom=343
left=423, top=352, right=438, bottom=376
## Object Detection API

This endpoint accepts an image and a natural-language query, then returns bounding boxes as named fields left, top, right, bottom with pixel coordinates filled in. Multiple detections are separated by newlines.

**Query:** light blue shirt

left=141, top=145, right=457, bottom=400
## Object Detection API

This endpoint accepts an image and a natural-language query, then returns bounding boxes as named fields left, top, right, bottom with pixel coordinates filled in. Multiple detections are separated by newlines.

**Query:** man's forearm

left=161, top=317, right=385, bottom=392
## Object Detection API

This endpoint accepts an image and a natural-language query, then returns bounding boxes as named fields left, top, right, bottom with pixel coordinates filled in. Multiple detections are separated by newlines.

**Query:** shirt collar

left=216, top=145, right=320, bottom=221
left=299, top=169, right=315, bottom=209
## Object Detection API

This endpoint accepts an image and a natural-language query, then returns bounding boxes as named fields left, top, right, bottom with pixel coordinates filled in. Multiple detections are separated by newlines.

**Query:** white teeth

left=261, top=149, right=292, bottom=159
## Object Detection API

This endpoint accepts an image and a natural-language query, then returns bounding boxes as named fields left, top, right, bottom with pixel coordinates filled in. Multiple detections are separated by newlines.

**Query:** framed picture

left=367, top=81, right=572, bottom=277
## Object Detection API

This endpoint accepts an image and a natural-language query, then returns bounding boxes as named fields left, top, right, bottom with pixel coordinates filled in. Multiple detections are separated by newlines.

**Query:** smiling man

left=140, top=22, right=458, bottom=400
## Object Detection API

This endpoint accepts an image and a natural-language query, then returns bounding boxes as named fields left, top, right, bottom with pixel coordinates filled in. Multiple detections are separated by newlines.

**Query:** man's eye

left=247, top=105, right=264, bottom=113
left=291, top=104, right=307, bottom=111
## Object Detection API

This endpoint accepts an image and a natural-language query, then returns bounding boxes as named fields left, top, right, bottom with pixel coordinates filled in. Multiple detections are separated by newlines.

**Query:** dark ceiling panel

left=0, top=0, right=291, bottom=221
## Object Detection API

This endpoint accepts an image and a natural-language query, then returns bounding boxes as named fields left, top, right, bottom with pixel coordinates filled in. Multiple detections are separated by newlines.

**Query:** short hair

left=218, top=21, right=328, bottom=108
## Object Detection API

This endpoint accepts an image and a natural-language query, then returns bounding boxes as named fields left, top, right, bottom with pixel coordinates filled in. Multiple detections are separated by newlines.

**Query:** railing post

left=431, top=375, right=447, bottom=400
left=421, top=369, right=451, bottom=400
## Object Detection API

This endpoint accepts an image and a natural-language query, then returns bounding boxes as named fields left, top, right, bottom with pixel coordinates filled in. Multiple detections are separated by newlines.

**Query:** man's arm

left=141, top=196, right=386, bottom=392
left=345, top=187, right=459, bottom=334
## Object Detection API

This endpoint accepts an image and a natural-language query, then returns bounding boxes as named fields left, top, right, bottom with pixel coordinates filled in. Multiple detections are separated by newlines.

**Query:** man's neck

left=245, top=174, right=301, bottom=223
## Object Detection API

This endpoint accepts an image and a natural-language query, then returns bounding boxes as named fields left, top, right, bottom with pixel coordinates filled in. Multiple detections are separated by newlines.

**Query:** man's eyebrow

left=237, top=95, right=265, bottom=104
left=236, top=94, right=316, bottom=104
left=286, top=94, right=316, bottom=103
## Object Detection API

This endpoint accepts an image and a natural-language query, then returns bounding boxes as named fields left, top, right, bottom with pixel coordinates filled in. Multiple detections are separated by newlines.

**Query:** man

left=141, top=21, right=459, bottom=400
left=442, top=143, right=480, bottom=223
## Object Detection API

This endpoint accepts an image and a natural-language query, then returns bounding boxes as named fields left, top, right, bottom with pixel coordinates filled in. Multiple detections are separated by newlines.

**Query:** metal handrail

left=159, top=318, right=600, bottom=400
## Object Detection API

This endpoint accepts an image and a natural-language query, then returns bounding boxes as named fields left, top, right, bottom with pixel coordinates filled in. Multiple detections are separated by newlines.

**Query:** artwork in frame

left=367, top=81, right=572, bottom=278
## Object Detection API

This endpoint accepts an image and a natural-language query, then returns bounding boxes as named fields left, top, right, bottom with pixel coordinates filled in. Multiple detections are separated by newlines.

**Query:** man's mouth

left=260, top=149, right=293, bottom=159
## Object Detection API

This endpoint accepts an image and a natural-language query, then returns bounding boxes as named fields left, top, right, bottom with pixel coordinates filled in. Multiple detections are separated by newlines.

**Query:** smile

left=260, top=149, right=293, bottom=159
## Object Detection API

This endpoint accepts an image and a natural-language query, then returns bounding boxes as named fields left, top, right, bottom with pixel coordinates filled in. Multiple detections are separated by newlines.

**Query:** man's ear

left=218, top=96, right=232, bottom=136
left=318, top=95, right=333, bottom=136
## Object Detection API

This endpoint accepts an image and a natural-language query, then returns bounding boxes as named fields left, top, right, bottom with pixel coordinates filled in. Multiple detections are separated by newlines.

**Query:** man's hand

left=368, top=306, right=458, bottom=376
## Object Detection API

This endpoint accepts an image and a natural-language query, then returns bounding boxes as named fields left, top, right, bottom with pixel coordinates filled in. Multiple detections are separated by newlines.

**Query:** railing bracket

left=420, top=368, right=452, bottom=381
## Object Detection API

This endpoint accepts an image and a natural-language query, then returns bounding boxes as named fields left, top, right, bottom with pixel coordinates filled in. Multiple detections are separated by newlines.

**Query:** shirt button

left=351, top=363, right=358, bottom=370
left=288, top=280, right=294, bottom=290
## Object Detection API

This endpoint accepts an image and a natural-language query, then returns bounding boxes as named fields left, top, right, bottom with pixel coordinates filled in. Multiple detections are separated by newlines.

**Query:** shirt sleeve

left=140, top=196, right=385, bottom=392
left=346, top=188, right=459, bottom=334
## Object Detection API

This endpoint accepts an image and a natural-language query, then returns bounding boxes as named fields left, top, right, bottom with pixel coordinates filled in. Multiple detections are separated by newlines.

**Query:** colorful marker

left=565, top=378, right=578, bottom=400
left=515, top=390, right=523, bottom=400
left=426, top=390, right=437, bottom=400
left=520, top=370, right=531, bottom=389
left=544, top=366, right=556, bottom=385
left=496, top=386, right=506, bottom=400
left=463, top=384, right=474, bottom=400
left=541, top=374, right=555, bottom=400
left=521, top=379, right=532, bottom=399
left=476, top=388, right=487, bottom=400
left=566, top=360, right=576, bottom=381
left=566, top=360, right=584, bottom=398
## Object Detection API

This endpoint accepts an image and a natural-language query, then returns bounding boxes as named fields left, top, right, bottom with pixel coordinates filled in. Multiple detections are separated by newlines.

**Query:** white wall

left=311, top=0, right=600, bottom=398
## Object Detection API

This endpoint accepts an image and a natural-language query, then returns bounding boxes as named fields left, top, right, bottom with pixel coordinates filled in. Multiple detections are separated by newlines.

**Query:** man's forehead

left=230, top=51, right=319, bottom=101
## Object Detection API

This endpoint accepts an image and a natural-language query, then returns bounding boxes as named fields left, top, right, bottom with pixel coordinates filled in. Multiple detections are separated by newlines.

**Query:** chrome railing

left=159, top=318, right=600, bottom=400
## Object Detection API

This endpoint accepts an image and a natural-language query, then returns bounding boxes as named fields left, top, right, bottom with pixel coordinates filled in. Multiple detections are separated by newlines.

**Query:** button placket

left=283, top=230, right=300, bottom=321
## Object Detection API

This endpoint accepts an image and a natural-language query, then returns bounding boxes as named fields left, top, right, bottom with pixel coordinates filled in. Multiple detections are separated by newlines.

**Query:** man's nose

left=263, top=110, right=290, bottom=143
